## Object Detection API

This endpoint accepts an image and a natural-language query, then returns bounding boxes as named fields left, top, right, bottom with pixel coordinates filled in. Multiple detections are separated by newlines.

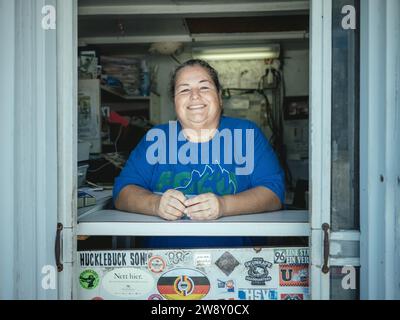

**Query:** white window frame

left=309, top=0, right=332, bottom=300
left=57, top=0, right=355, bottom=300
left=56, top=0, right=78, bottom=300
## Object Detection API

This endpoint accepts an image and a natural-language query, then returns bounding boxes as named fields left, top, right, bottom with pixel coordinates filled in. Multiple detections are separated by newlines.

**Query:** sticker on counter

left=79, top=270, right=100, bottom=290
left=215, top=252, right=240, bottom=276
left=274, top=249, right=309, bottom=265
left=194, top=253, right=212, bottom=267
left=244, top=258, right=273, bottom=286
left=165, top=250, right=191, bottom=266
left=217, top=279, right=235, bottom=293
left=157, top=268, right=210, bottom=300
left=148, top=256, right=166, bottom=274
left=79, top=251, right=148, bottom=267
left=238, top=289, right=278, bottom=300
left=102, top=268, right=155, bottom=298
left=279, top=265, right=309, bottom=287
left=147, top=294, right=164, bottom=300
left=280, top=293, right=304, bottom=300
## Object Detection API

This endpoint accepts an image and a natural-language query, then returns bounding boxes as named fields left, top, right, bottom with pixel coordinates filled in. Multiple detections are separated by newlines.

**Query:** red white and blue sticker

left=279, top=265, right=309, bottom=287
left=157, top=268, right=210, bottom=300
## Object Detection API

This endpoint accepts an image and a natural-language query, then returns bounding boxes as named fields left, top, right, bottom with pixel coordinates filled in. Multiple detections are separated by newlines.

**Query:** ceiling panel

left=186, top=16, right=309, bottom=33
left=78, top=0, right=307, bottom=6
left=79, top=17, right=188, bottom=38
left=78, top=0, right=309, bottom=17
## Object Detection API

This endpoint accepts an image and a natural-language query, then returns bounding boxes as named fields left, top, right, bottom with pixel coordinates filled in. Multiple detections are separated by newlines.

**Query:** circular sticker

left=148, top=294, right=164, bottom=300
left=79, top=270, right=100, bottom=290
left=148, top=256, right=166, bottom=273
left=102, top=268, right=155, bottom=298
left=157, top=268, right=210, bottom=300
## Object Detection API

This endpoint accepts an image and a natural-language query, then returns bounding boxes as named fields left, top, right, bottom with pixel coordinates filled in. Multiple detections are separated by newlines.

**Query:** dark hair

left=169, top=59, right=222, bottom=99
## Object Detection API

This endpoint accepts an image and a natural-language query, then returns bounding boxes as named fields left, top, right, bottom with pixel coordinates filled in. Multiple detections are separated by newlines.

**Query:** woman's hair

left=169, top=59, right=222, bottom=99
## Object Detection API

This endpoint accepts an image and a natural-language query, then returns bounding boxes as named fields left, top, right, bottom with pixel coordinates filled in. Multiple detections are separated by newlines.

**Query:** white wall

left=148, top=56, right=178, bottom=123
left=0, top=0, right=59, bottom=300
left=149, top=49, right=194, bottom=123
left=360, top=0, right=400, bottom=300
left=283, top=49, right=309, bottom=97
left=0, top=0, right=16, bottom=300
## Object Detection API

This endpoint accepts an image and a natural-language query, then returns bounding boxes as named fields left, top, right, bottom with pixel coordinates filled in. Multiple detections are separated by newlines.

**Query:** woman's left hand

left=184, top=193, right=225, bottom=220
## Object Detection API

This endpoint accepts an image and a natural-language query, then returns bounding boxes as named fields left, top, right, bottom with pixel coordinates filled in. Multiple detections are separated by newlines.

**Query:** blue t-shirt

left=113, top=116, right=285, bottom=248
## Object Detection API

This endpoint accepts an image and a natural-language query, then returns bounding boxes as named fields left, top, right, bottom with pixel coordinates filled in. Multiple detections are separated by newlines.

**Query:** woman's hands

left=155, top=189, right=186, bottom=221
left=184, top=193, right=225, bottom=221
left=155, top=191, right=225, bottom=221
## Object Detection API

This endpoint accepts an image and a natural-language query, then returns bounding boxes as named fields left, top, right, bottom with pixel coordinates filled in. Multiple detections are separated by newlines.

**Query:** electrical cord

left=114, top=125, right=123, bottom=154
left=259, top=66, right=293, bottom=189
left=87, top=161, right=113, bottom=173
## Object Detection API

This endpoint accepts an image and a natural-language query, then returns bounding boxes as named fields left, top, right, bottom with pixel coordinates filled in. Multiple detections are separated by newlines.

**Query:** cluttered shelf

left=77, top=210, right=310, bottom=237
left=101, top=84, right=148, bottom=100
left=100, top=84, right=159, bottom=101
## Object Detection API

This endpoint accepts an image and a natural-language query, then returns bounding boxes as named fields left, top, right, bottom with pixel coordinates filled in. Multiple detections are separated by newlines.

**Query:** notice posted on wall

left=77, top=247, right=309, bottom=301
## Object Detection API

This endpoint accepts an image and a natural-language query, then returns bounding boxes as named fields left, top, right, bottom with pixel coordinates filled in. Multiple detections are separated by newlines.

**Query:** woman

left=113, top=59, right=284, bottom=248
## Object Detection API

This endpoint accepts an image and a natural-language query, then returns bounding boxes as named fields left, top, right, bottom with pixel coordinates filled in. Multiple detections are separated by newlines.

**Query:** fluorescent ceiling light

left=192, top=45, right=280, bottom=61
left=194, top=51, right=279, bottom=61
left=192, top=32, right=308, bottom=42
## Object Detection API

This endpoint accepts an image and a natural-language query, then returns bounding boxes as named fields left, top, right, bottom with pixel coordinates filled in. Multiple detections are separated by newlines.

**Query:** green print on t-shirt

left=155, top=165, right=238, bottom=196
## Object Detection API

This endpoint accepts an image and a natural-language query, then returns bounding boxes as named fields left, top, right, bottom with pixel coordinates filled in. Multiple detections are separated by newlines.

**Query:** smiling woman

left=113, top=59, right=285, bottom=248
left=172, top=60, right=223, bottom=136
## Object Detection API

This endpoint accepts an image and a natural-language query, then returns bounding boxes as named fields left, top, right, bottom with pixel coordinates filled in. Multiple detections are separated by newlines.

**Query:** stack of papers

left=78, top=187, right=113, bottom=218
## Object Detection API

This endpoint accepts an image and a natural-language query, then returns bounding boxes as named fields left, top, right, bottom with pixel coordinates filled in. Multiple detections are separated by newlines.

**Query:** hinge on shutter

left=55, top=223, right=63, bottom=272
left=322, top=223, right=330, bottom=274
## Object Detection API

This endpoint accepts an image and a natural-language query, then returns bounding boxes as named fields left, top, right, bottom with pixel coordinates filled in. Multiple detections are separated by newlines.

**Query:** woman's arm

left=115, top=185, right=187, bottom=220
left=115, top=185, right=160, bottom=216
left=184, top=187, right=282, bottom=220
left=220, top=186, right=282, bottom=217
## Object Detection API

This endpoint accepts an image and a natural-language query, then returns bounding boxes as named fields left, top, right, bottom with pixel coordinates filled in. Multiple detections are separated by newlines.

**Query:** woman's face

left=174, top=65, right=222, bottom=131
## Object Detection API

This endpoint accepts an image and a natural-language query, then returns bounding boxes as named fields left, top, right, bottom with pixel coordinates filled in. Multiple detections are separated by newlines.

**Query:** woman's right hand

left=155, top=189, right=186, bottom=221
